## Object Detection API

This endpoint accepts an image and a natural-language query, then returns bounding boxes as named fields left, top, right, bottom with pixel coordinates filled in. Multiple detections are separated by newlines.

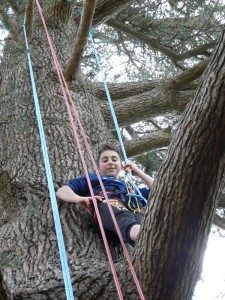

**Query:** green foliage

left=83, top=0, right=225, bottom=82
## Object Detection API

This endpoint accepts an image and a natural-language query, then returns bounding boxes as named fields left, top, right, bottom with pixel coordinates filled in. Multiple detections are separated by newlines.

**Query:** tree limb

left=25, top=0, right=35, bottom=39
left=87, top=78, right=198, bottom=101
left=42, top=0, right=73, bottom=26
left=134, top=29, right=225, bottom=298
left=64, top=0, right=97, bottom=81
left=107, top=18, right=216, bottom=63
left=97, top=61, right=206, bottom=127
left=125, top=128, right=172, bottom=157
left=101, top=87, right=193, bottom=127
left=87, top=79, right=161, bottom=100
left=167, top=60, right=208, bottom=90
left=92, top=0, right=132, bottom=26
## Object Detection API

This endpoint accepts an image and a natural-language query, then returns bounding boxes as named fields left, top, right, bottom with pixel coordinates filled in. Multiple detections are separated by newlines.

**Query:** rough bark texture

left=124, top=128, right=172, bottom=157
left=0, top=5, right=126, bottom=299
left=1, top=1, right=225, bottom=299
left=134, top=30, right=225, bottom=300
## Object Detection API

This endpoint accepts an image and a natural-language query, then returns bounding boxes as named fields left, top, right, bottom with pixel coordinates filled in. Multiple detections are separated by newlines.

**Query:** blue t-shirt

left=67, top=173, right=149, bottom=206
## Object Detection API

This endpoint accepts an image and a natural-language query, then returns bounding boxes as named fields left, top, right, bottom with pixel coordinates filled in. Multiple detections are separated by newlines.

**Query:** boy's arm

left=56, top=186, right=91, bottom=208
left=123, top=162, right=154, bottom=188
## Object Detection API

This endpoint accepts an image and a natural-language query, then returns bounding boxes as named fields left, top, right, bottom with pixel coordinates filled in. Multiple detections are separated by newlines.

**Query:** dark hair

left=97, top=144, right=121, bottom=164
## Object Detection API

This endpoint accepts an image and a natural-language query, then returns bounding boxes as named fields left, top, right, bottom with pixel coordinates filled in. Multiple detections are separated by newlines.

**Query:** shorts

left=95, top=200, right=143, bottom=245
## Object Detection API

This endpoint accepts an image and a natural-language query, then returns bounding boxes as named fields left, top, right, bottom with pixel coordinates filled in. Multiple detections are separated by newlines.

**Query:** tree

left=0, top=0, right=225, bottom=299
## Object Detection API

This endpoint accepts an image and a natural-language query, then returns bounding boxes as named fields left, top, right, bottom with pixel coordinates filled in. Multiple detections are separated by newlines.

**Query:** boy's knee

left=128, top=224, right=140, bottom=242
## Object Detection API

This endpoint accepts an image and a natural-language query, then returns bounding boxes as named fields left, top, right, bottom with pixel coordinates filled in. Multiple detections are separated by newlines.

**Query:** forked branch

left=64, top=0, right=97, bottom=81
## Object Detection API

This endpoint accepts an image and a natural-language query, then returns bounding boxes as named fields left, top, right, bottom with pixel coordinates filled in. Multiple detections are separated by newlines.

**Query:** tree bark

left=93, top=0, right=132, bottom=26
left=101, top=88, right=193, bottom=127
left=124, top=128, right=171, bottom=157
left=134, top=30, right=225, bottom=299
left=1, top=1, right=225, bottom=299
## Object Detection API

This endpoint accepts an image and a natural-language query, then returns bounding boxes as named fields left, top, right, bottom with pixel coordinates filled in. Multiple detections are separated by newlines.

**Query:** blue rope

left=88, top=26, right=147, bottom=205
left=23, top=17, right=74, bottom=300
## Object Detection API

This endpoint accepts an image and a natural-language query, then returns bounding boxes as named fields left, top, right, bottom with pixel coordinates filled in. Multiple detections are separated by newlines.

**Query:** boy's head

left=97, top=144, right=122, bottom=177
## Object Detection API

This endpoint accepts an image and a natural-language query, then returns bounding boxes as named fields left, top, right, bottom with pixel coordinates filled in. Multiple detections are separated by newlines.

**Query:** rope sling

left=23, top=1, right=147, bottom=299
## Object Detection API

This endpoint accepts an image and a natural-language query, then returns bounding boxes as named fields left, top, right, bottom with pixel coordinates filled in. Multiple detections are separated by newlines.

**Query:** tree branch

left=124, top=128, right=172, bottom=157
left=87, top=77, right=198, bottom=101
left=64, top=0, right=97, bottom=81
left=92, top=0, right=132, bottom=26
left=167, top=60, right=208, bottom=90
left=135, top=29, right=225, bottom=298
left=25, top=0, right=35, bottom=39
left=87, top=79, right=161, bottom=100
left=97, top=61, right=206, bottom=127
left=43, top=0, right=73, bottom=26
left=107, top=18, right=215, bottom=63
left=101, top=87, right=193, bottom=127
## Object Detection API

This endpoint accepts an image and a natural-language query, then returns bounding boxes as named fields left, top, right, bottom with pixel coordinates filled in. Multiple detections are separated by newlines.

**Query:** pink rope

left=35, top=1, right=145, bottom=299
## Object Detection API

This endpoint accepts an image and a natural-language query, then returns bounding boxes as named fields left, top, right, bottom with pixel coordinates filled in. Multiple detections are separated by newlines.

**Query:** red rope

left=35, top=1, right=145, bottom=299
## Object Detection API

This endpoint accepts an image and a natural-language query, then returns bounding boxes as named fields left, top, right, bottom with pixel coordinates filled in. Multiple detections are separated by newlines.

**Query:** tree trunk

left=0, top=13, right=126, bottom=300
left=134, top=30, right=225, bottom=299
left=1, top=1, right=225, bottom=299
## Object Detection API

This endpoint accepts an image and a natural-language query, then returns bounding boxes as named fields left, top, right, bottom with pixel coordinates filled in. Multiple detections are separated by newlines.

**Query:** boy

left=56, top=145, right=154, bottom=245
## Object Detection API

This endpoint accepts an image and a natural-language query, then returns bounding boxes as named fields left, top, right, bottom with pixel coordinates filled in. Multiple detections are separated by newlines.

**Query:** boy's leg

left=129, top=224, right=141, bottom=241
left=97, top=202, right=143, bottom=245
left=127, top=213, right=142, bottom=241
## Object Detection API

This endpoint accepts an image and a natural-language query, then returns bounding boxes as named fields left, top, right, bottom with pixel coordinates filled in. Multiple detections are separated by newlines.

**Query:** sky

left=193, top=231, right=225, bottom=300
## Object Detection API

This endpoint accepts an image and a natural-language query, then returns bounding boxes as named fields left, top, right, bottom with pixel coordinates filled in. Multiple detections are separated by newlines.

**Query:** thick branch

left=134, top=29, right=225, bottom=299
left=88, top=79, right=160, bottom=100
left=64, top=0, right=97, bottom=81
left=43, top=0, right=73, bottom=26
left=92, top=0, right=132, bottom=26
left=87, top=78, right=198, bottom=101
left=98, top=62, right=206, bottom=127
left=25, top=0, right=35, bottom=39
left=107, top=18, right=216, bottom=63
left=167, top=60, right=208, bottom=90
left=86, top=61, right=205, bottom=102
left=124, top=128, right=172, bottom=158
left=101, top=88, right=193, bottom=127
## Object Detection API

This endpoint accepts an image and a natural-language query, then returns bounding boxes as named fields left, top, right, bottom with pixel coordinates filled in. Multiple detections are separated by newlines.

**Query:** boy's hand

left=78, top=196, right=103, bottom=209
left=123, top=162, right=140, bottom=176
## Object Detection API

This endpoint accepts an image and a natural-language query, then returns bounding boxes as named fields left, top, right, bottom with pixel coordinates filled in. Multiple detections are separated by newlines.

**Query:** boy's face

left=98, top=150, right=122, bottom=177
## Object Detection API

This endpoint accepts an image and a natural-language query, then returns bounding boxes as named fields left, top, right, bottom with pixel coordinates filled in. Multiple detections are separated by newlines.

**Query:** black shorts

left=96, top=201, right=143, bottom=245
